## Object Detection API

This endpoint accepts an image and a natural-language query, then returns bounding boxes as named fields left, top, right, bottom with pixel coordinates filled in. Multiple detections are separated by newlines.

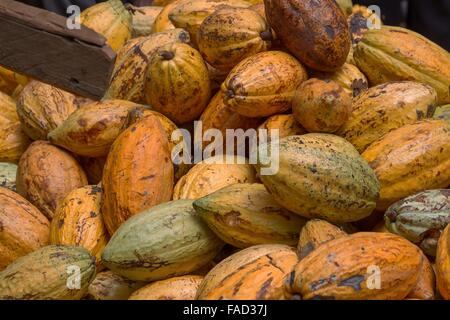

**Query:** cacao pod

left=16, top=141, right=88, bottom=219
left=385, top=189, right=450, bottom=257
left=17, top=81, right=78, bottom=141
left=144, top=42, right=211, bottom=125
left=0, top=66, right=28, bottom=96
left=436, top=223, right=450, bottom=299
left=339, top=81, right=438, bottom=153
left=47, top=100, right=142, bottom=157
left=407, top=252, right=435, bottom=300
left=256, top=134, right=380, bottom=223
left=86, top=270, right=145, bottom=300
left=0, top=245, right=96, bottom=300
left=221, top=51, right=308, bottom=117
left=0, top=162, right=17, bottom=191
left=336, top=0, right=353, bottom=16
left=129, top=275, right=203, bottom=300
left=194, top=183, right=307, bottom=248
left=105, top=28, right=190, bottom=104
left=102, top=200, right=224, bottom=281
left=173, top=155, right=257, bottom=200
left=151, top=0, right=179, bottom=33
left=434, top=105, right=450, bottom=121
left=258, top=114, right=307, bottom=142
left=200, top=92, right=261, bottom=149
left=0, top=121, right=31, bottom=163
left=198, top=7, right=272, bottom=72
left=285, top=232, right=423, bottom=300
left=310, top=63, right=368, bottom=98
left=129, top=5, right=163, bottom=37
left=264, top=0, right=351, bottom=71
left=50, top=185, right=108, bottom=264
left=168, top=0, right=252, bottom=45
left=0, top=187, right=49, bottom=271
left=101, top=114, right=174, bottom=234
left=0, top=91, right=18, bottom=123
left=196, top=244, right=297, bottom=300
left=354, top=26, right=450, bottom=105
left=362, top=120, right=450, bottom=211
left=292, top=78, right=352, bottom=133
left=297, top=219, right=347, bottom=259
left=80, top=0, right=132, bottom=52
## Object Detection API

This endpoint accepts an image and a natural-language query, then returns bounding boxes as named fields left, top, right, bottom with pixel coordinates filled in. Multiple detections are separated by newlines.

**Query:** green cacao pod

left=102, top=200, right=224, bottom=281
left=0, top=162, right=17, bottom=191
left=385, top=189, right=450, bottom=257
left=434, top=105, right=450, bottom=121
left=0, top=245, right=96, bottom=300
left=255, top=134, right=380, bottom=223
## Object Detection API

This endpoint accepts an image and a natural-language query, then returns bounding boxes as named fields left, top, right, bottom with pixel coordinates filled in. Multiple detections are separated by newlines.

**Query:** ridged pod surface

left=297, top=219, right=347, bottom=259
left=47, top=100, right=142, bottom=157
left=198, top=7, right=272, bottom=72
left=173, top=155, right=257, bottom=200
left=354, top=26, right=450, bottom=105
left=101, top=114, right=174, bottom=234
left=105, top=28, right=190, bottom=103
left=285, top=232, right=423, bottom=300
left=168, top=0, right=252, bottom=45
left=0, top=187, right=49, bottom=271
left=17, top=81, right=78, bottom=141
left=256, top=134, right=380, bottom=223
left=197, top=244, right=298, bottom=300
left=436, top=224, right=450, bottom=299
left=0, top=245, right=96, bottom=300
left=86, top=270, right=145, bottom=300
left=384, top=189, right=450, bottom=257
left=194, top=183, right=307, bottom=248
left=102, top=200, right=224, bottom=281
left=145, top=42, right=211, bottom=125
left=338, top=81, right=438, bottom=153
left=16, top=141, right=88, bottom=219
left=129, top=275, right=203, bottom=300
left=0, top=122, right=31, bottom=163
left=264, top=0, right=351, bottom=71
left=50, top=185, right=108, bottom=264
left=362, top=120, right=450, bottom=211
left=80, top=0, right=132, bottom=52
left=310, top=63, right=368, bottom=98
left=0, top=162, right=17, bottom=191
left=221, top=51, right=308, bottom=117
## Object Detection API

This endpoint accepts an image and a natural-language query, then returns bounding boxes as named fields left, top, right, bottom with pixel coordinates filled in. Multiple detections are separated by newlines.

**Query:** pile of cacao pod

left=0, top=0, right=449, bottom=300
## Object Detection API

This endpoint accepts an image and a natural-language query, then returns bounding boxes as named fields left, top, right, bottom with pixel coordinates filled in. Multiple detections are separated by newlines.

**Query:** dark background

left=16, top=0, right=450, bottom=50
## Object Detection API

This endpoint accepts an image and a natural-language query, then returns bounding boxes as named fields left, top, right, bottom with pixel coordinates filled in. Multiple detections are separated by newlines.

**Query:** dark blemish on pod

left=337, top=275, right=365, bottom=291
left=160, top=50, right=175, bottom=60
left=90, top=211, right=97, bottom=218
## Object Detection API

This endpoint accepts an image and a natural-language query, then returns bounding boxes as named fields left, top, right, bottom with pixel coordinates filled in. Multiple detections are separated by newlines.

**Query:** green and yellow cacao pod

left=384, top=189, right=450, bottom=257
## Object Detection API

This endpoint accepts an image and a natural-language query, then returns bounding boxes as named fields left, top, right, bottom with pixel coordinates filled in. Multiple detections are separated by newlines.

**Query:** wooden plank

left=0, top=0, right=116, bottom=100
